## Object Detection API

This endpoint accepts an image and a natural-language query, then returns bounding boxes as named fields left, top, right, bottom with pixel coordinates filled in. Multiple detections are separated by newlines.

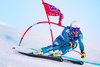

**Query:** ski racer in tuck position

left=33, top=21, right=85, bottom=58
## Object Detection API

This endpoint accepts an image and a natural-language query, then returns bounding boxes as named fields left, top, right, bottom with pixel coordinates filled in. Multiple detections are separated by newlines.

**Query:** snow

left=0, top=24, right=100, bottom=67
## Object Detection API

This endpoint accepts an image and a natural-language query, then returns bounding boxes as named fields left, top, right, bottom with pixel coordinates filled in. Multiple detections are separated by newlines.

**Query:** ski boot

left=53, top=50, right=62, bottom=57
left=33, top=49, right=43, bottom=55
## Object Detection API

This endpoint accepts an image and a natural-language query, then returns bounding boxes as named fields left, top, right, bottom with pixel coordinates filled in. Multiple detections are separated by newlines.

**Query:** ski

left=49, top=54, right=84, bottom=65
left=18, top=51, right=63, bottom=62
left=63, top=59, right=84, bottom=65
left=18, top=51, right=84, bottom=65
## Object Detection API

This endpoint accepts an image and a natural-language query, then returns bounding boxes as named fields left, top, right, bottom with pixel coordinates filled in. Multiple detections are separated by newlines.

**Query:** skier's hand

left=69, top=42, right=76, bottom=48
left=81, top=52, right=85, bottom=58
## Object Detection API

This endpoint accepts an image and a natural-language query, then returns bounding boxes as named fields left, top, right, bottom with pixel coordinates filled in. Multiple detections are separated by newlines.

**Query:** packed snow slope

left=0, top=24, right=100, bottom=67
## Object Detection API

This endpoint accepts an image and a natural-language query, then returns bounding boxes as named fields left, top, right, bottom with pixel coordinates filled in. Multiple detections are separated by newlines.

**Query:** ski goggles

left=72, top=28, right=80, bottom=32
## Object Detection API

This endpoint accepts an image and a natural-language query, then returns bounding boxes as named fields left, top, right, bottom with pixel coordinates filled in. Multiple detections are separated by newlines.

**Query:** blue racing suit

left=41, top=26, right=84, bottom=55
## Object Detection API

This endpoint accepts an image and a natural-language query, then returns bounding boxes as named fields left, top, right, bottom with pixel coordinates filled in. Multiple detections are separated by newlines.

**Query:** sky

left=0, top=0, right=100, bottom=47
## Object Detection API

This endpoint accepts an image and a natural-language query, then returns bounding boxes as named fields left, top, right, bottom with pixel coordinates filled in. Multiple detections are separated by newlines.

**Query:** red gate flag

left=43, top=2, right=64, bottom=25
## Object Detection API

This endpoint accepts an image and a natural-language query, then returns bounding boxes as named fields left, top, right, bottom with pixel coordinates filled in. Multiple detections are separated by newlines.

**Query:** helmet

left=70, top=21, right=80, bottom=28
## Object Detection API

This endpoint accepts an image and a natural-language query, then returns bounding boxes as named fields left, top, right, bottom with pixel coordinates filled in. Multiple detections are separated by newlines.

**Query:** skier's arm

left=62, top=27, right=70, bottom=43
left=78, top=31, right=84, bottom=52
left=78, top=31, right=85, bottom=58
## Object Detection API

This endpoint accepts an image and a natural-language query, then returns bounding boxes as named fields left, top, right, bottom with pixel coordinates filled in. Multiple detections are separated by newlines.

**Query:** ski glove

left=81, top=51, right=85, bottom=58
left=69, top=42, right=76, bottom=48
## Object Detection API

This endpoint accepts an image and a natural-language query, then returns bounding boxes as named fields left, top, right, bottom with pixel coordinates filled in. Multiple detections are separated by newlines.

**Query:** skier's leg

left=33, top=45, right=60, bottom=55
left=59, top=41, right=78, bottom=55
left=42, top=37, right=62, bottom=53
left=41, top=45, right=60, bottom=53
left=33, top=37, right=62, bottom=55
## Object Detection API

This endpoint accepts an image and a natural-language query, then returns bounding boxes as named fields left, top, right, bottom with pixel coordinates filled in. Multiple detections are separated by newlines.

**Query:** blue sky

left=0, top=0, right=100, bottom=46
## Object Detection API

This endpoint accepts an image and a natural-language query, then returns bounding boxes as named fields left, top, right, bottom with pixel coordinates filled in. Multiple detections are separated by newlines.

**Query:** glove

left=69, top=42, right=76, bottom=48
left=81, top=51, right=85, bottom=58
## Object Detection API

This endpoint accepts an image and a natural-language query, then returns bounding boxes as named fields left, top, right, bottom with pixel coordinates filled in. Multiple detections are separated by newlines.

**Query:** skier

left=33, top=21, right=85, bottom=58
